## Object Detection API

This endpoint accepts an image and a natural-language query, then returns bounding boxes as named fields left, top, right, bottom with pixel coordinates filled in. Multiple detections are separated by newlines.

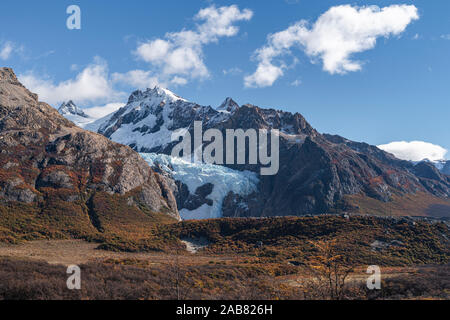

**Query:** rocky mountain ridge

left=58, top=100, right=88, bottom=118
left=0, top=68, right=180, bottom=241
left=75, top=86, right=450, bottom=218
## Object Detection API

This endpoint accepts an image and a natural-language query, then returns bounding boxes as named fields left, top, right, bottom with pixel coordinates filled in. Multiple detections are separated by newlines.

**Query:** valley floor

left=0, top=239, right=232, bottom=266
left=0, top=239, right=449, bottom=300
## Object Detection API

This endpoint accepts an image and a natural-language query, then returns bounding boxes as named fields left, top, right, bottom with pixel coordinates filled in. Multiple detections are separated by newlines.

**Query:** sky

left=0, top=0, right=449, bottom=160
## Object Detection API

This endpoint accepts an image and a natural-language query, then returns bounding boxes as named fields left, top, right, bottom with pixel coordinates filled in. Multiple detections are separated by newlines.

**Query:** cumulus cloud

left=83, top=102, right=126, bottom=119
left=112, top=69, right=160, bottom=89
left=245, top=4, right=419, bottom=88
left=378, top=141, right=448, bottom=162
left=135, top=5, right=252, bottom=84
left=112, top=69, right=190, bottom=88
left=19, top=58, right=125, bottom=106
left=0, top=42, right=14, bottom=60
left=170, top=76, right=188, bottom=86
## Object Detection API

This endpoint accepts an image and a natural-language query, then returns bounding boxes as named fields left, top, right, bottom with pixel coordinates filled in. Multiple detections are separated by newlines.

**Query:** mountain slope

left=58, top=100, right=88, bottom=118
left=86, top=87, right=230, bottom=153
left=57, top=100, right=97, bottom=128
left=435, top=160, right=450, bottom=176
left=70, top=86, right=450, bottom=219
left=0, top=67, right=180, bottom=242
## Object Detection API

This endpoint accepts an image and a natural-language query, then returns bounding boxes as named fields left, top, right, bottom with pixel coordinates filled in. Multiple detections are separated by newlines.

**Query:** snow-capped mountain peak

left=85, top=85, right=220, bottom=153
left=151, top=86, right=187, bottom=102
left=58, top=100, right=89, bottom=118
left=217, top=97, right=239, bottom=113
left=57, top=100, right=98, bottom=128
left=128, top=86, right=187, bottom=105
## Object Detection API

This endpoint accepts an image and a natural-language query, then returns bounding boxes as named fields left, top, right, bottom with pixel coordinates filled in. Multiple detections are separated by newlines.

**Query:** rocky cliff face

left=70, top=85, right=450, bottom=218
left=218, top=108, right=450, bottom=217
left=0, top=68, right=180, bottom=233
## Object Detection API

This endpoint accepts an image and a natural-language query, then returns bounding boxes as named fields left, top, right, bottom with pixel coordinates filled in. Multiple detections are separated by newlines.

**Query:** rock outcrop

left=67, top=83, right=450, bottom=218
left=0, top=68, right=180, bottom=231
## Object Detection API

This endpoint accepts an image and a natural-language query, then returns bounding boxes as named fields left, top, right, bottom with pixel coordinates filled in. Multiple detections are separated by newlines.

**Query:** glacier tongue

left=140, top=153, right=259, bottom=220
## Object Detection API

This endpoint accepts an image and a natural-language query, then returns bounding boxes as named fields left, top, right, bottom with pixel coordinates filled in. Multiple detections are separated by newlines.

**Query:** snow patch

left=63, top=114, right=98, bottom=128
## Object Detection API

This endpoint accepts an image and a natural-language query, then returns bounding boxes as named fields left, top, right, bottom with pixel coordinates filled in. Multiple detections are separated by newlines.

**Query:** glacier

left=140, top=153, right=259, bottom=220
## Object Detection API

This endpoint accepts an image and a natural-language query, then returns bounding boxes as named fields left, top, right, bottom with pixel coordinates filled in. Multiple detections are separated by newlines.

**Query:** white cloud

left=441, top=34, right=450, bottom=40
left=290, top=79, right=302, bottom=87
left=245, top=4, right=419, bottom=88
left=136, top=39, right=171, bottom=62
left=378, top=141, right=448, bottom=162
left=112, top=69, right=160, bottom=89
left=19, top=57, right=125, bottom=106
left=245, top=62, right=284, bottom=88
left=135, top=5, right=252, bottom=85
left=112, top=69, right=189, bottom=89
left=223, top=67, right=243, bottom=75
left=0, top=42, right=14, bottom=60
left=170, top=76, right=188, bottom=86
left=84, top=102, right=125, bottom=119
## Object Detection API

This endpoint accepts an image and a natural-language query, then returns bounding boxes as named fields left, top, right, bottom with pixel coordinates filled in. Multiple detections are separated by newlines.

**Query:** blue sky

left=0, top=0, right=449, bottom=160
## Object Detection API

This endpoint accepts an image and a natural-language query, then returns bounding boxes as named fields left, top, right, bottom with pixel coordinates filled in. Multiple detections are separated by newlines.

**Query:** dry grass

left=0, top=251, right=448, bottom=300
left=0, top=240, right=233, bottom=266
left=345, top=192, right=450, bottom=217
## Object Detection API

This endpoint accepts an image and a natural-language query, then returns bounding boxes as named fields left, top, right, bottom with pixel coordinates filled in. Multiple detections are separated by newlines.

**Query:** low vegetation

left=0, top=257, right=448, bottom=300
left=162, top=216, right=449, bottom=266
left=0, top=202, right=448, bottom=300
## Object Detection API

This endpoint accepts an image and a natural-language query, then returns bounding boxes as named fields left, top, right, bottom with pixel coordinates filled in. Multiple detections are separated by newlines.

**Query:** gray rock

left=0, top=67, right=180, bottom=220
left=37, top=171, right=73, bottom=189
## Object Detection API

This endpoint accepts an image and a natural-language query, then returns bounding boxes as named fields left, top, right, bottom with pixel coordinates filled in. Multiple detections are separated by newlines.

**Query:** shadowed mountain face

left=85, top=87, right=450, bottom=218
left=441, top=161, right=450, bottom=176
left=218, top=108, right=450, bottom=217
left=0, top=68, right=179, bottom=240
